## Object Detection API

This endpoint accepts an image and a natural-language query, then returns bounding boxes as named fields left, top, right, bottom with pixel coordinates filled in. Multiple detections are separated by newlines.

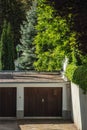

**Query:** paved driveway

left=0, top=120, right=78, bottom=130
left=0, top=120, right=18, bottom=130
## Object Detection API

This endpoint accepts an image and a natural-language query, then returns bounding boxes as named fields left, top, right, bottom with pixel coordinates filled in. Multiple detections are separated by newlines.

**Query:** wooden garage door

left=24, top=87, right=62, bottom=117
left=0, top=87, right=16, bottom=117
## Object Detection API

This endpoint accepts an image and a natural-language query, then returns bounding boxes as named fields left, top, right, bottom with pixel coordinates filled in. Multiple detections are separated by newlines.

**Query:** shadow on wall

left=79, top=88, right=87, bottom=130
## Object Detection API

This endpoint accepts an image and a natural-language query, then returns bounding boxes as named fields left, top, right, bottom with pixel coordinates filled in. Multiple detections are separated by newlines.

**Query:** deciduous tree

left=34, top=0, right=76, bottom=71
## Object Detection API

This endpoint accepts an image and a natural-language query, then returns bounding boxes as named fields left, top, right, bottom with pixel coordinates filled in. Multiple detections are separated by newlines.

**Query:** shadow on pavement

left=0, top=120, right=20, bottom=130
left=17, top=119, right=73, bottom=124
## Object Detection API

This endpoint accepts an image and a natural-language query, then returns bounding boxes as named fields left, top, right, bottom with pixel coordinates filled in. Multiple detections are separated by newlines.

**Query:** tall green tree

left=0, top=0, right=25, bottom=58
left=16, top=0, right=37, bottom=70
left=34, top=0, right=76, bottom=71
left=0, top=20, right=15, bottom=70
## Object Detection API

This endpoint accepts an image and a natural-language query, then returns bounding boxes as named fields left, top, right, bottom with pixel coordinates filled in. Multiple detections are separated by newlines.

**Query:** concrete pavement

left=0, top=120, right=78, bottom=130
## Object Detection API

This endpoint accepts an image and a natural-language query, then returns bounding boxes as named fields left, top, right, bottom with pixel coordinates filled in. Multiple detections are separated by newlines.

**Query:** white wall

left=17, top=87, right=24, bottom=111
left=63, top=84, right=70, bottom=111
left=71, top=82, right=87, bottom=130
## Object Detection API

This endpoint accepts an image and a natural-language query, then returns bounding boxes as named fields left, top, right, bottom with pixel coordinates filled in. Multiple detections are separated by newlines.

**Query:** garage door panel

left=0, top=87, right=16, bottom=117
left=24, top=88, right=42, bottom=116
left=47, top=88, right=62, bottom=116
left=24, top=87, right=62, bottom=117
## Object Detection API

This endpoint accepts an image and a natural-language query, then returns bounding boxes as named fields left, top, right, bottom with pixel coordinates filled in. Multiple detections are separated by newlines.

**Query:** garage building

left=0, top=72, right=71, bottom=119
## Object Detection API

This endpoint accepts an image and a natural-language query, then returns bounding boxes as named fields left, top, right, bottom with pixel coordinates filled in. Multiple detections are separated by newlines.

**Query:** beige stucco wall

left=71, top=82, right=87, bottom=130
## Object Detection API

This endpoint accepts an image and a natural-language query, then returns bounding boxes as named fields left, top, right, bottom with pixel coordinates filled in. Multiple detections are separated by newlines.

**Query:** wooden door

left=47, top=88, right=62, bottom=116
left=0, top=87, right=16, bottom=117
left=24, top=87, right=62, bottom=117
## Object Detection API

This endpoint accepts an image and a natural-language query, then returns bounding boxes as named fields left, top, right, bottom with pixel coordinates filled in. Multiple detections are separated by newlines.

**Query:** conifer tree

left=16, top=0, right=37, bottom=70
left=0, top=20, right=15, bottom=70
left=0, top=0, right=25, bottom=57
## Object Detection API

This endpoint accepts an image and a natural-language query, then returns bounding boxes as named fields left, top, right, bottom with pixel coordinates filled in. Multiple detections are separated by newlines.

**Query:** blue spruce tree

left=16, top=0, right=37, bottom=70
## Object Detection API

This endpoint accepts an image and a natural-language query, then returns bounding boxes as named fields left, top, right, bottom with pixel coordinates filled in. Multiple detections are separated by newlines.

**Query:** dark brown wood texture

left=0, top=87, right=16, bottom=117
left=24, top=87, right=62, bottom=117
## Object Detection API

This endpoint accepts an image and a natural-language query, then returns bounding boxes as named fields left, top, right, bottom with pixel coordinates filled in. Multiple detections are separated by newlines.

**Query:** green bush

left=65, top=63, right=77, bottom=81
left=73, top=65, right=87, bottom=93
left=66, top=64, right=87, bottom=93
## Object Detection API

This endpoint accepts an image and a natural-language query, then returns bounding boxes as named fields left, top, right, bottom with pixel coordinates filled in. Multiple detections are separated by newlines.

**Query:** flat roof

left=0, top=71, right=65, bottom=83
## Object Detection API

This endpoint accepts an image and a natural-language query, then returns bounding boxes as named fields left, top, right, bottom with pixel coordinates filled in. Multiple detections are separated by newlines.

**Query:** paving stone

left=18, top=120, right=78, bottom=130
left=0, top=120, right=78, bottom=130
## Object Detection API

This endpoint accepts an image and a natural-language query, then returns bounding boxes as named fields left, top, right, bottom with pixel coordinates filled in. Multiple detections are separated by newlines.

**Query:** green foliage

left=79, top=54, right=87, bottom=65
left=73, top=65, right=87, bottom=93
left=66, top=62, right=87, bottom=93
left=7, top=22, right=15, bottom=70
left=0, top=20, right=15, bottom=70
left=0, top=0, right=25, bottom=58
left=34, top=0, right=75, bottom=71
left=65, top=64, right=77, bottom=81
left=34, top=49, right=64, bottom=71
left=16, top=1, right=37, bottom=70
